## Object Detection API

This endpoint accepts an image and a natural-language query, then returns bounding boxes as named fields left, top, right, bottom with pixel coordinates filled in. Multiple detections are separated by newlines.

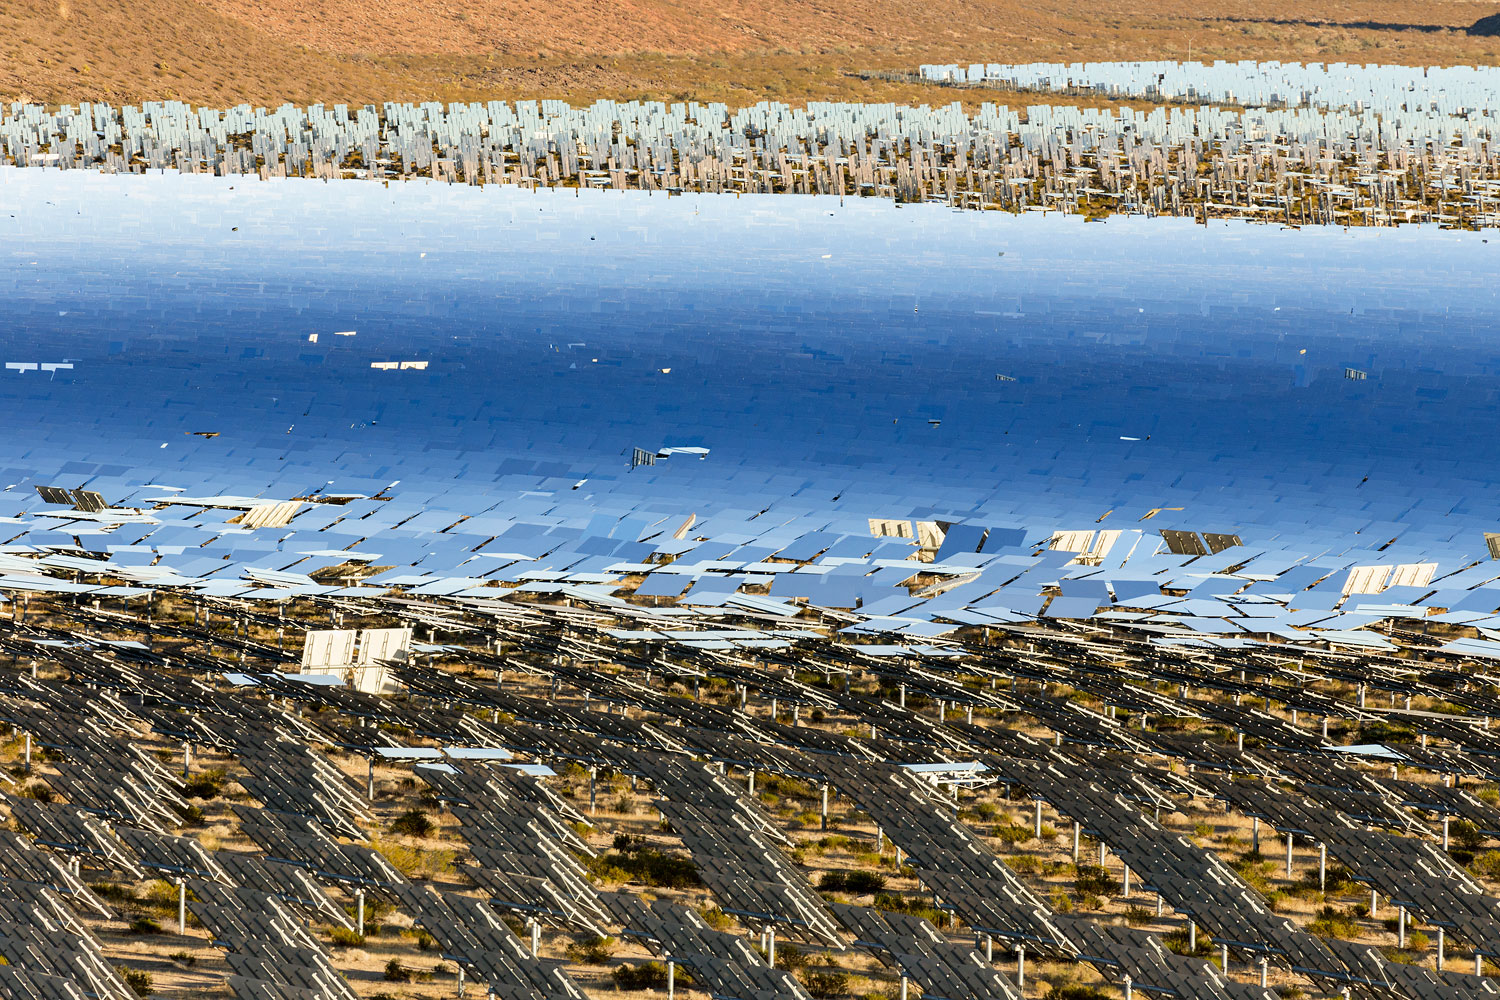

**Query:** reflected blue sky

left=2, top=170, right=1499, bottom=560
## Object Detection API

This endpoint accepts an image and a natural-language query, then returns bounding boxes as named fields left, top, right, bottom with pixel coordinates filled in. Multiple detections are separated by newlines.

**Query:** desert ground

left=4, top=0, right=1500, bottom=109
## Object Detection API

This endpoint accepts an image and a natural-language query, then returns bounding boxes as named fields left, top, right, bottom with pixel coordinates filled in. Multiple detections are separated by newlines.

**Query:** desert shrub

left=805, top=970, right=851, bottom=997
left=127, top=917, right=163, bottom=935
left=776, top=943, right=809, bottom=972
left=172, top=803, right=206, bottom=826
left=1357, top=721, right=1415, bottom=745
left=1161, top=927, right=1213, bottom=957
left=993, top=823, right=1033, bottom=846
left=330, top=927, right=366, bottom=948
left=818, top=870, right=884, bottom=893
left=1472, top=850, right=1500, bottom=881
left=383, top=958, right=412, bottom=983
left=1299, top=864, right=1357, bottom=895
left=370, top=837, right=454, bottom=879
left=872, top=892, right=947, bottom=925
left=1308, top=905, right=1360, bottom=939
left=116, top=967, right=153, bottom=997
left=1073, top=864, right=1120, bottom=899
left=91, top=882, right=135, bottom=902
left=389, top=808, right=434, bottom=838
left=565, top=935, right=616, bottom=964
left=700, top=906, right=733, bottom=931
left=1453, top=819, right=1486, bottom=851
left=1005, top=854, right=1040, bottom=875
left=1230, top=854, right=1272, bottom=894
left=21, top=781, right=53, bottom=802
left=140, top=880, right=181, bottom=913
left=759, top=775, right=815, bottom=799
left=585, top=848, right=700, bottom=888
left=1045, top=987, right=1110, bottom=1000
left=181, top=769, right=226, bottom=800
left=613, top=962, right=692, bottom=990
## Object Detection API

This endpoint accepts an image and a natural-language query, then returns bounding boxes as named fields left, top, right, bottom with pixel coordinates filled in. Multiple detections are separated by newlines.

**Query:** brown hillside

left=196, top=0, right=1032, bottom=57
left=3, top=0, right=1500, bottom=108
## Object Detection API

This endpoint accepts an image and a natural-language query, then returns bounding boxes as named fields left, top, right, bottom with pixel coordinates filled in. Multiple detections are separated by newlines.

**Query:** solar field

left=0, top=163, right=1497, bottom=1000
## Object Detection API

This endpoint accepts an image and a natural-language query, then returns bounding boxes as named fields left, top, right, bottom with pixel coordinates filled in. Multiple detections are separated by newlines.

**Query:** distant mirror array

left=5, top=59, right=1500, bottom=227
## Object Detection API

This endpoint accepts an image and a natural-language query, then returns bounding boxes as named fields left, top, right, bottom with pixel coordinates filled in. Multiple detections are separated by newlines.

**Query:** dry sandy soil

left=3, top=0, right=1500, bottom=109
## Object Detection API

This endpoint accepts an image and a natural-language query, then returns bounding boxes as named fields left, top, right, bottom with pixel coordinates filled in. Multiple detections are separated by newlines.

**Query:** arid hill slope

left=3, top=0, right=1500, bottom=108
